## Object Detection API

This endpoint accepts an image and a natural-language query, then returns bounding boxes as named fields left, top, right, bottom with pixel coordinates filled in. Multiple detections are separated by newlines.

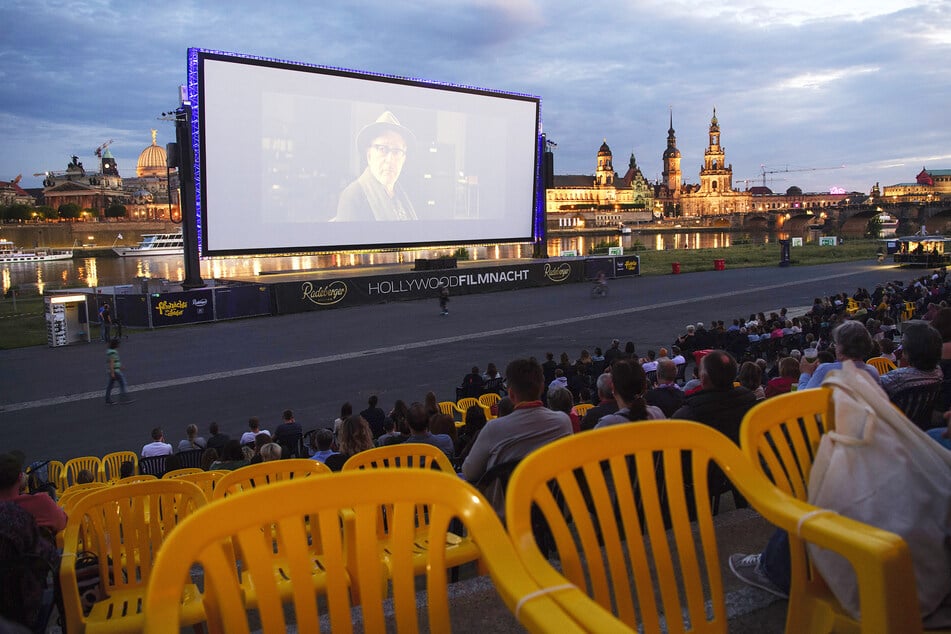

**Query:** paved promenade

left=3, top=258, right=925, bottom=632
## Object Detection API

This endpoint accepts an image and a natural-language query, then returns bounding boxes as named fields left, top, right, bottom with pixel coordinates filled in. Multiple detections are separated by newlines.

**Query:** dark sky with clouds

left=2, top=0, right=948, bottom=194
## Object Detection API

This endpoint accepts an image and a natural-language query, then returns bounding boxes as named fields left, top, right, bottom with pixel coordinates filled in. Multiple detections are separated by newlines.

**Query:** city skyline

left=2, top=0, right=948, bottom=196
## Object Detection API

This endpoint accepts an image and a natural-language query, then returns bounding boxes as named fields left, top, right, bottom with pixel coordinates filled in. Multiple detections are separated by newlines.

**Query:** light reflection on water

left=1, top=231, right=762, bottom=294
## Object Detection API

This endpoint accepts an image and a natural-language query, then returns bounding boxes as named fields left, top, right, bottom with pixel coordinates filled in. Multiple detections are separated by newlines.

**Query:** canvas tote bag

left=809, top=362, right=951, bottom=626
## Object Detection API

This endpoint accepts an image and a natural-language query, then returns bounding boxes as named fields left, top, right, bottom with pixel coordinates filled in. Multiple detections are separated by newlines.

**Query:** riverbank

left=0, top=240, right=883, bottom=349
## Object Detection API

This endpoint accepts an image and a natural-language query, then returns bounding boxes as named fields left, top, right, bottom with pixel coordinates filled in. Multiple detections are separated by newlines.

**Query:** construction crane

left=94, top=139, right=114, bottom=158
left=740, top=176, right=786, bottom=190
left=757, top=164, right=844, bottom=188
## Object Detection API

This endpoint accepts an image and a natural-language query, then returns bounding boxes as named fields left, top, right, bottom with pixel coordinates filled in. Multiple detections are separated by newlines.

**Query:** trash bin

left=671, top=262, right=681, bottom=274
left=714, top=259, right=725, bottom=271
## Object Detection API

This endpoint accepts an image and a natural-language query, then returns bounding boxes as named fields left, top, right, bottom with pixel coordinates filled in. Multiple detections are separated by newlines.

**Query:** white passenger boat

left=0, top=239, right=73, bottom=263
left=113, top=232, right=184, bottom=257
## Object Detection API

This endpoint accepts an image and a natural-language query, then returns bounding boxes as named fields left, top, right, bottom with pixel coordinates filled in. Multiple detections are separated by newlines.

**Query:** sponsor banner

left=613, top=255, right=641, bottom=277
left=585, top=257, right=615, bottom=280
left=149, top=289, right=215, bottom=327
left=273, top=261, right=583, bottom=314
left=214, top=284, right=272, bottom=320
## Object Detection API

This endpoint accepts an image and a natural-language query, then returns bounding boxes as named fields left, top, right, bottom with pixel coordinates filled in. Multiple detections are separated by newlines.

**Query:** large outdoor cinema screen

left=189, top=49, right=542, bottom=256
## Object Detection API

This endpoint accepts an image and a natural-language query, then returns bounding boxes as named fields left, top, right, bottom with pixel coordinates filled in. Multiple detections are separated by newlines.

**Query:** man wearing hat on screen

left=334, top=110, right=419, bottom=222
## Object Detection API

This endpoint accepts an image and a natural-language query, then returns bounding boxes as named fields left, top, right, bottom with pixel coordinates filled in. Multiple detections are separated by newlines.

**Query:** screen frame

left=186, top=48, right=544, bottom=257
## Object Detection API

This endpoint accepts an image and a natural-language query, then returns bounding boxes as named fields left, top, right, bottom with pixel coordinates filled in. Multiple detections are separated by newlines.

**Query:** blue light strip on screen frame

left=186, top=48, right=202, bottom=255
left=185, top=47, right=543, bottom=256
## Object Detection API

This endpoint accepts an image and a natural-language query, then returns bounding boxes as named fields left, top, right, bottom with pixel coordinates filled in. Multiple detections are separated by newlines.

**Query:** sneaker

left=728, top=553, right=788, bottom=599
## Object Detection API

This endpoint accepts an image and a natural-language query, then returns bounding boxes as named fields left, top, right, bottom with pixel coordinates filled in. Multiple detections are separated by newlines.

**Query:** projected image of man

left=334, top=111, right=418, bottom=222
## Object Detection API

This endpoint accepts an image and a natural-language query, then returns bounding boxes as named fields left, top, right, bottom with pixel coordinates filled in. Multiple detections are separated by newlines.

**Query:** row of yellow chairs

left=440, top=392, right=502, bottom=426
left=136, top=388, right=927, bottom=633
left=43, top=450, right=140, bottom=493
left=61, top=390, right=928, bottom=633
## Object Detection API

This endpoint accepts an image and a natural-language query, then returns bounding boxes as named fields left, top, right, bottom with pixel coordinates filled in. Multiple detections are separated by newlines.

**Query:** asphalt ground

left=1, top=258, right=925, bottom=464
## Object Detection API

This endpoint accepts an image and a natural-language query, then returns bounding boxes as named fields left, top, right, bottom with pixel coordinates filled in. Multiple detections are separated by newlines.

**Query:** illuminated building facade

left=676, top=109, right=752, bottom=217
left=42, top=152, right=128, bottom=219
left=546, top=140, right=655, bottom=230
left=882, top=168, right=951, bottom=202
left=123, top=130, right=176, bottom=220
left=0, top=175, right=35, bottom=207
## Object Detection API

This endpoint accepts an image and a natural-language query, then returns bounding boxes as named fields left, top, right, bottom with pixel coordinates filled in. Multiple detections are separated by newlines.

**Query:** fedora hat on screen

left=356, top=110, right=416, bottom=152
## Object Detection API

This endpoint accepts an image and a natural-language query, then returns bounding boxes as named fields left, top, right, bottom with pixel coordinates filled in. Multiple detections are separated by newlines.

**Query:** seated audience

left=429, top=413, right=459, bottom=453
left=880, top=321, right=943, bottom=428
left=273, top=409, right=303, bottom=454
left=259, top=443, right=282, bottom=462
left=798, top=321, right=879, bottom=390
left=402, top=404, right=454, bottom=458
left=324, top=416, right=375, bottom=471
left=310, top=429, right=338, bottom=463
left=119, top=460, right=135, bottom=479
left=200, top=448, right=219, bottom=471
left=205, top=422, right=229, bottom=454
left=360, top=395, right=386, bottom=438
left=0, top=451, right=66, bottom=533
left=547, top=387, right=580, bottom=433
left=462, top=358, right=572, bottom=483
left=248, top=433, right=273, bottom=464
left=581, top=372, right=618, bottom=431
left=209, top=440, right=249, bottom=471
left=333, top=402, right=353, bottom=436
left=75, top=469, right=96, bottom=485
left=737, top=361, right=765, bottom=400
left=764, top=357, right=800, bottom=398
left=673, top=350, right=756, bottom=444
left=645, top=358, right=685, bottom=417
left=456, top=405, right=488, bottom=464
left=459, top=366, right=486, bottom=399
left=497, top=396, right=516, bottom=418
left=240, top=417, right=269, bottom=446
left=142, top=427, right=173, bottom=457
left=596, top=360, right=664, bottom=427
left=483, top=363, right=506, bottom=395
left=375, top=419, right=403, bottom=447
left=177, top=424, right=206, bottom=452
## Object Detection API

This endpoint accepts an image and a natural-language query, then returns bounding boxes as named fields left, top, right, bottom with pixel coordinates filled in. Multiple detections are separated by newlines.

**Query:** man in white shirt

left=141, top=427, right=173, bottom=457
left=239, top=416, right=270, bottom=445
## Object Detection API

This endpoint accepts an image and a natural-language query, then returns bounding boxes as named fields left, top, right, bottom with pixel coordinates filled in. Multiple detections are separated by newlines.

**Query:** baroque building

left=0, top=175, right=35, bottom=207
left=123, top=130, right=176, bottom=220
left=42, top=150, right=128, bottom=219
left=546, top=140, right=655, bottom=231
left=882, top=168, right=951, bottom=202
left=676, top=109, right=752, bottom=217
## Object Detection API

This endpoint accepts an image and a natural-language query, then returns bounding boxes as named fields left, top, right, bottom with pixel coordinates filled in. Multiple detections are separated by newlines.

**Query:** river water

left=2, top=230, right=769, bottom=295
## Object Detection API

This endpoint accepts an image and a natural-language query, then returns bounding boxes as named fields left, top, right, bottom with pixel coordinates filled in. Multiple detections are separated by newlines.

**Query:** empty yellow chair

left=866, top=356, right=897, bottom=374
left=740, top=390, right=927, bottom=633
left=142, top=470, right=602, bottom=634
left=59, top=479, right=207, bottom=634
left=478, top=393, right=501, bottom=419
left=212, top=458, right=330, bottom=501
left=506, top=421, right=922, bottom=633
left=100, top=451, right=137, bottom=482
left=342, top=443, right=454, bottom=473
left=572, top=403, right=594, bottom=419
left=62, top=456, right=104, bottom=489
left=165, top=470, right=228, bottom=500
left=162, top=467, right=203, bottom=479
left=45, top=459, right=65, bottom=495
left=438, top=400, right=458, bottom=418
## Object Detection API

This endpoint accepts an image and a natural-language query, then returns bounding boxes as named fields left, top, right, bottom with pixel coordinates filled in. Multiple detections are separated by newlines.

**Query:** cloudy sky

left=2, top=0, right=948, bottom=194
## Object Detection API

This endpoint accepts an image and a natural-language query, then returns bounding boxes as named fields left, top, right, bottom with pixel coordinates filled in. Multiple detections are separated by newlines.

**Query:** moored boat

left=113, top=232, right=184, bottom=257
left=0, top=239, right=73, bottom=263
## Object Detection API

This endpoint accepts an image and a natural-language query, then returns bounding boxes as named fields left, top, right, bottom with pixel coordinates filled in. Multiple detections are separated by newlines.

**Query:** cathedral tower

left=662, top=109, right=682, bottom=193
left=699, top=108, right=733, bottom=193
left=595, top=140, right=614, bottom=187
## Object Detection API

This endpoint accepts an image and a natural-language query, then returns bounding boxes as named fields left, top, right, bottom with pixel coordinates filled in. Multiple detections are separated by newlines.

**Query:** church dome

left=137, top=130, right=167, bottom=178
left=663, top=146, right=681, bottom=159
left=598, top=140, right=611, bottom=155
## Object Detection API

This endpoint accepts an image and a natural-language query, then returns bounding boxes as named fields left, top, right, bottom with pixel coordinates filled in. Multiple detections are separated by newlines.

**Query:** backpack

left=25, top=460, right=57, bottom=498
left=0, top=501, right=59, bottom=630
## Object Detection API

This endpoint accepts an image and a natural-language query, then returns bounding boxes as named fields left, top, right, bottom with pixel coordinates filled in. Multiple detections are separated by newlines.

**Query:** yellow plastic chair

left=165, top=470, right=228, bottom=500
left=506, top=421, right=922, bottom=633
left=57, top=482, right=108, bottom=514
left=162, top=467, right=203, bottom=479
left=572, top=403, right=594, bottom=419
left=59, top=479, right=207, bottom=634
left=342, top=443, right=455, bottom=473
left=478, top=393, right=501, bottom=419
left=740, top=390, right=929, bottom=633
left=142, top=470, right=603, bottom=634
left=46, top=460, right=65, bottom=495
left=111, top=474, right=158, bottom=486
left=342, top=444, right=479, bottom=592
left=212, top=459, right=330, bottom=501
left=100, top=450, right=138, bottom=482
left=438, top=400, right=458, bottom=419
left=866, top=356, right=897, bottom=374
left=455, top=397, right=482, bottom=424
left=62, top=456, right=105, bottom=489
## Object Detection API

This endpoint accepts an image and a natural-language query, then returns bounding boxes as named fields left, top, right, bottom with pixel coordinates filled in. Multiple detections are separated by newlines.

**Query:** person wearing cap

left=0, top=452, right=67, bottom=533
left=334, top=110, right=418, bottom=222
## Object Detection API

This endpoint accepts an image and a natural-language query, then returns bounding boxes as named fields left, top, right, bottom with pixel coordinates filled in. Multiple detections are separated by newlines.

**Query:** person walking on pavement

left=99, top=302, right=112, bottom=341
left=439, top=283, right=450, bottom=316
left=105, top=338, right=133, bottom=404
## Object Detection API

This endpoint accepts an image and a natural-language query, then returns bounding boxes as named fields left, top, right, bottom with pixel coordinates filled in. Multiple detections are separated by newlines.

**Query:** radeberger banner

left=273, top=260, right=584, bottom=314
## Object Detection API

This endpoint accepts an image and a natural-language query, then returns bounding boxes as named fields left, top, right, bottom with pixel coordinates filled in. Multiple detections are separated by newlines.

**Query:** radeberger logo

left=301, top=280, right=347, bottom=306
left=544, top=262, right=571, bottom=283
left=192, top=298, right=208, bottom=307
